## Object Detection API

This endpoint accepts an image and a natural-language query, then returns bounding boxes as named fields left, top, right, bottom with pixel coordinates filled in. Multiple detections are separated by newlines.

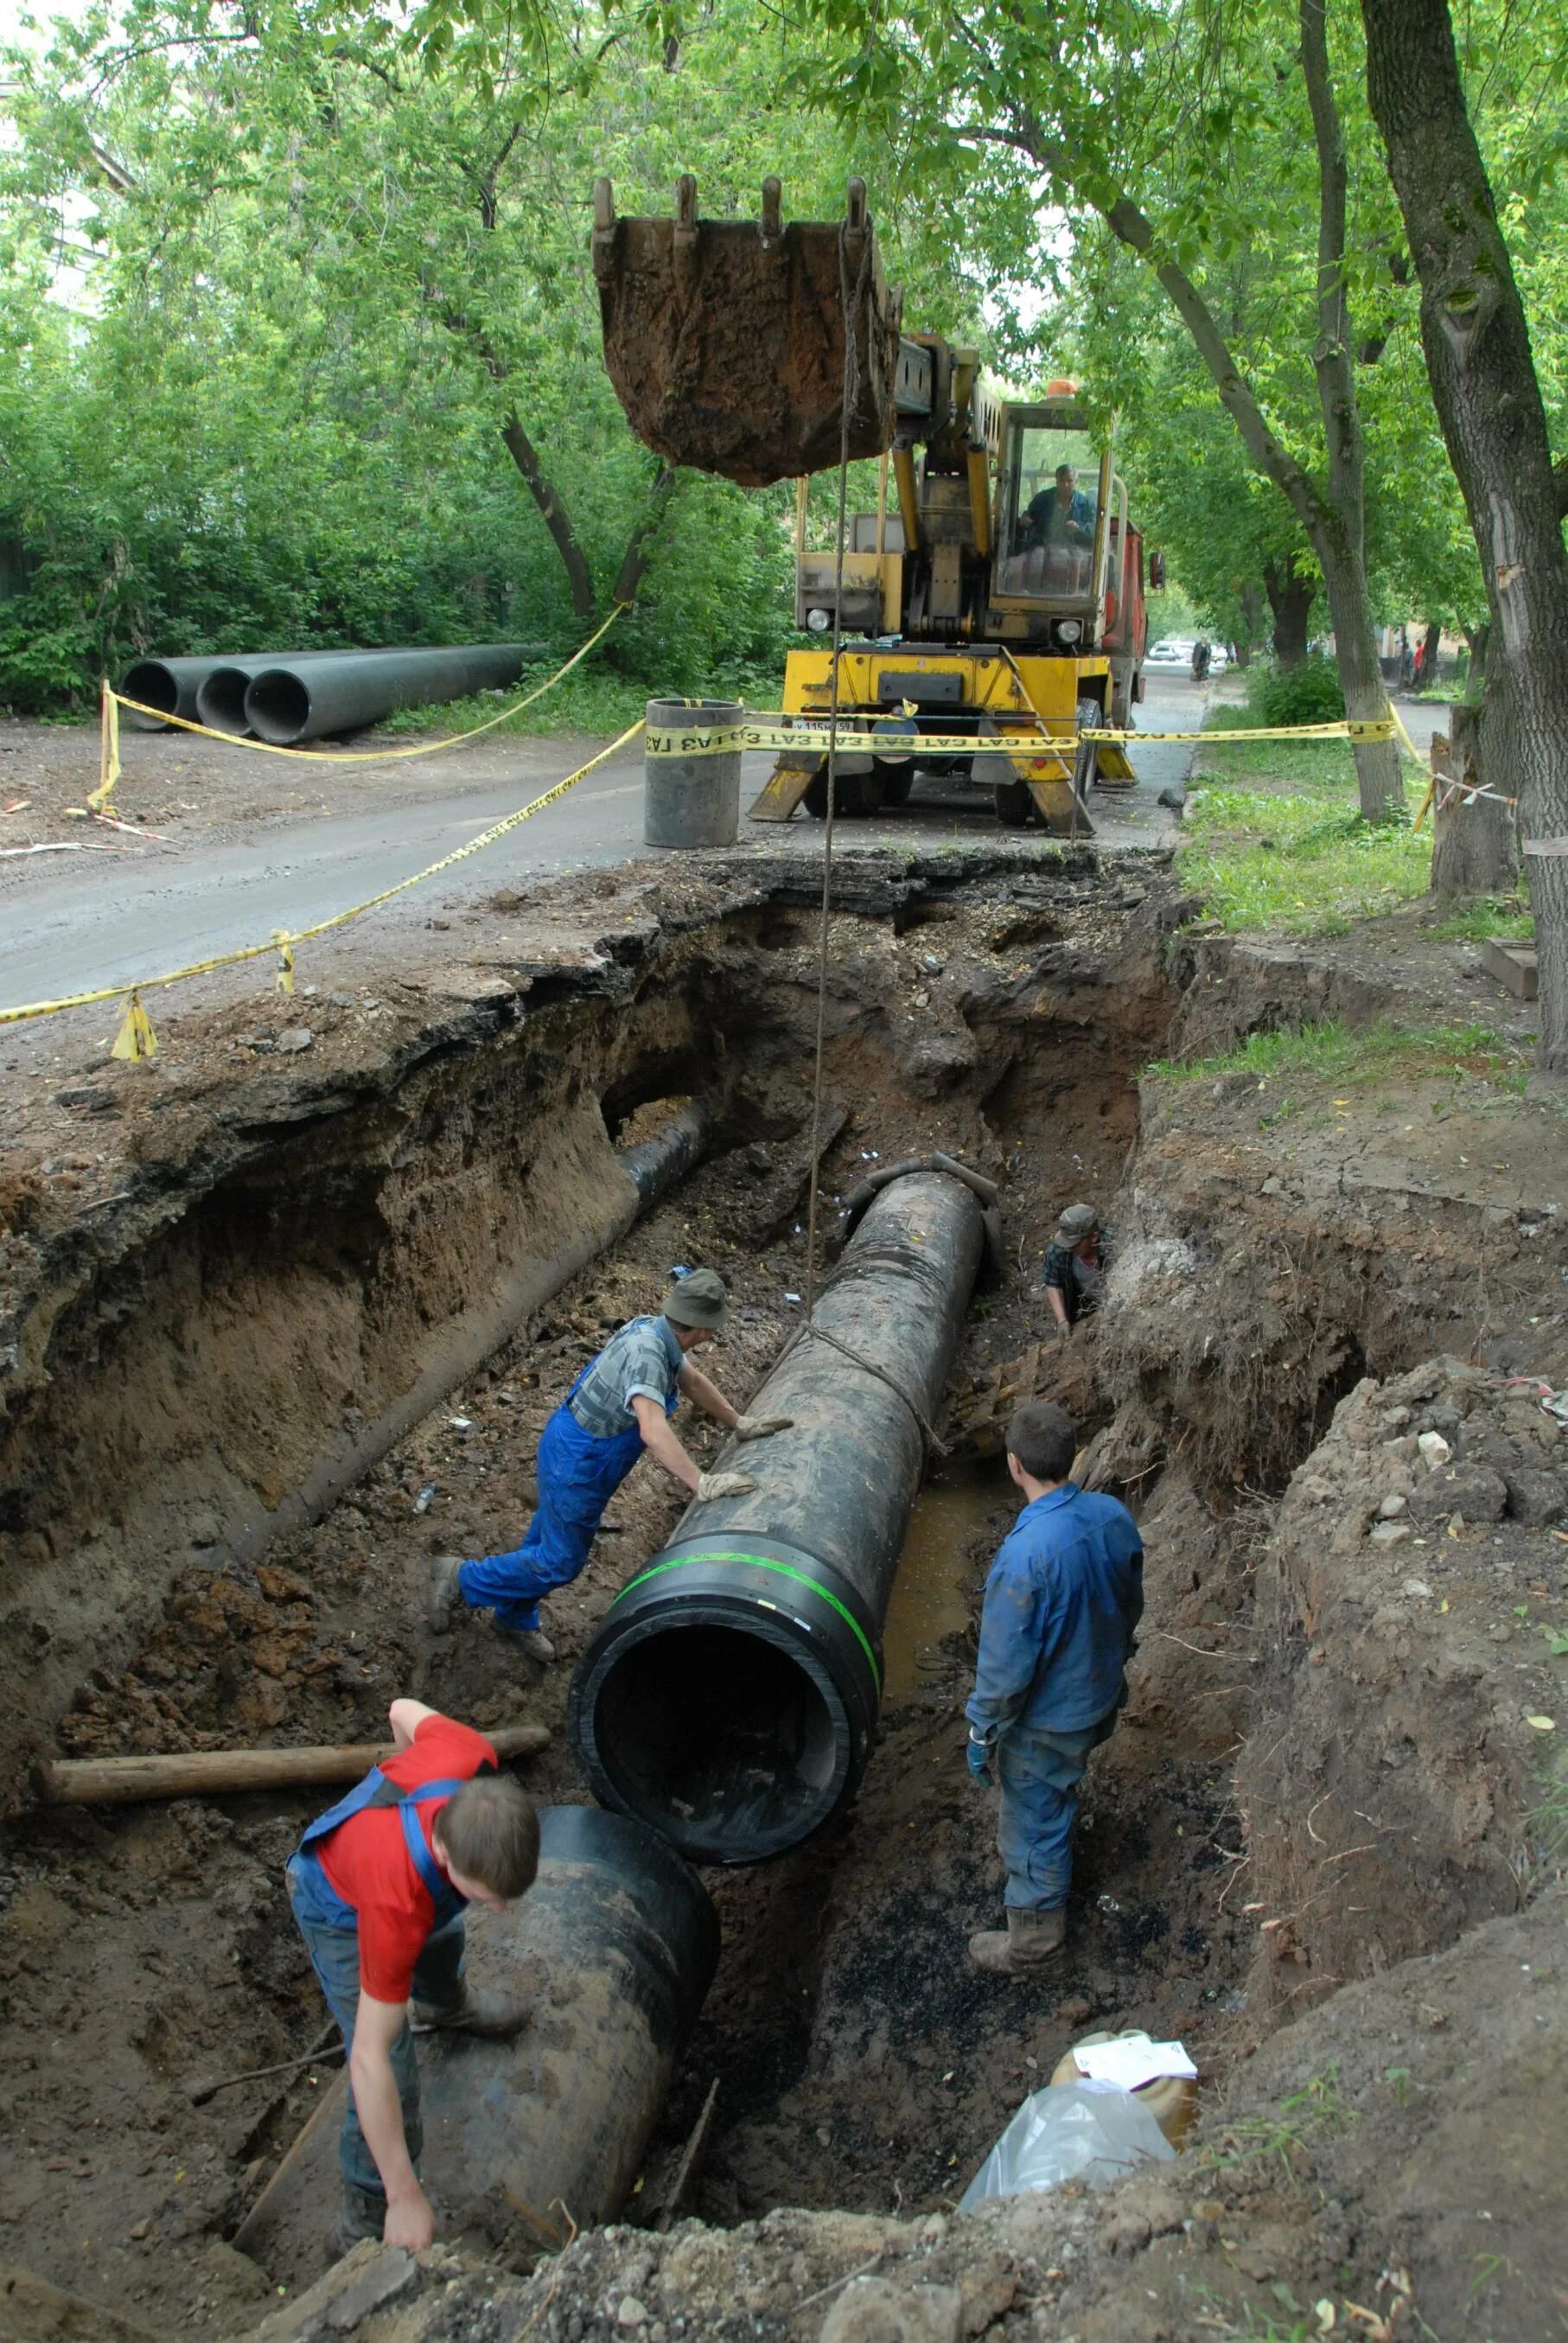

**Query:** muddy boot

left=427, top=1555, right=465, bottom=1633
left=411, top=1986, right=532, bottom=2040
left=968, top=1905, right=1067, bottom=1976
left=491, top=1619, right=555, bottom=1663
left=327, top=2182, right=385, bottom=2262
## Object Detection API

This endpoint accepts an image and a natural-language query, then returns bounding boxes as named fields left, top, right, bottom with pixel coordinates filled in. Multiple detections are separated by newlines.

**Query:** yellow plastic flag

left=111, top=991, right=158, bottom=1061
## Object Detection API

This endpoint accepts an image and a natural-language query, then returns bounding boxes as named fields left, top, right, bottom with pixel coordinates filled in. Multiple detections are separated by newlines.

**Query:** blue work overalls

left=285, top=1766, right=470, bottom=2208
left=457, top=1350, right=679, bottom=1631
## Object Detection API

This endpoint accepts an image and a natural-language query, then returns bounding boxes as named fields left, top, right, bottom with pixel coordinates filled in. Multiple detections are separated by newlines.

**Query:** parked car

left=1145, top=638, right=1194, bottom=668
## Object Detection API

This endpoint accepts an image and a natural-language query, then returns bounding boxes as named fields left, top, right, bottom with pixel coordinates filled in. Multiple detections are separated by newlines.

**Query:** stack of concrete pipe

left=119, top=643, right=545, bottom=744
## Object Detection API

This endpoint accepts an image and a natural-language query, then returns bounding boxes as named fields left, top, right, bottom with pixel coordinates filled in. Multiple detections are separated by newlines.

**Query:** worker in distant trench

left=428, top=1267, right=790, bottom=1662
left=965, top=1401, right=1144, bottom=1976
left=1040, top=1202, right=1109, bottom=1333
left=286, top=1697, right=539, bottom=2257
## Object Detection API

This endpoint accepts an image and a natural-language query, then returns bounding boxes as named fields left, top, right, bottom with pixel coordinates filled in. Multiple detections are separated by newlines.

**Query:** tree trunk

left=500, top=411, right=596, bottom=621
left=1314, top=512, right=1405, bottom=820
left=1264, top=559, right=1313, bottom=667
left=1236, top=581, right=1265, bottom=667
left=610, top=463, right=679, bottom=610
left=1421, top=617, right=1443, bottom=680
left=1361, top=0, right=1568, bottom=1069
left=1429, top=707, right=1520, bottom=898
left=1461, top=620, right=1488, bottom=706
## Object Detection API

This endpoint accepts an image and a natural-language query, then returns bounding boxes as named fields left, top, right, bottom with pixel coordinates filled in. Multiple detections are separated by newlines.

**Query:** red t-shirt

left=316, top=1714, right=497, bottom=2002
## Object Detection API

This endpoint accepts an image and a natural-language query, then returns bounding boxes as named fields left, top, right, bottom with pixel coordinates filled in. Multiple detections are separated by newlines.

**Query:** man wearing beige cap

left=1041, top=1203, right=1107, bottom=1333
left=428, top=1270, right=789, bottom=1660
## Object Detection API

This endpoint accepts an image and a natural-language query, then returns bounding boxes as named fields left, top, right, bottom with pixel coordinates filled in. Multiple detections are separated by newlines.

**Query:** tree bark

left=1236, top=580, right=1265, bottom=667
left=500, top=412, right=596, bottom=621
left=1429, top=709, right=1520, bottom=898
left=1360, top=0, right=1568, bottom=1069
left=610, top=463, right=679, bottom=610
left=1263, top=559, right=1313, bottom=666
left=1421, top=617, right=1443, bottom=680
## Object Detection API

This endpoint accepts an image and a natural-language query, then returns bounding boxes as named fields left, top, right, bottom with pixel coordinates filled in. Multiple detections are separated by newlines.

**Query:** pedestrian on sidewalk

left=965, top=1402, right=1144, bottom=1976
left=428, top=1268, right=791, bottom=1661
left=286, top=1698, right=539, bottom=2257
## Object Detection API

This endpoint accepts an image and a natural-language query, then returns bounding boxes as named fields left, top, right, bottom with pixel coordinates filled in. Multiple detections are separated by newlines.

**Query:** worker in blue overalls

left=965, top=1400, right=1144, bottom=1976
left=428, top=1268, right=790, bottom=1661
left=286, top=1699, right=539, bottom=2257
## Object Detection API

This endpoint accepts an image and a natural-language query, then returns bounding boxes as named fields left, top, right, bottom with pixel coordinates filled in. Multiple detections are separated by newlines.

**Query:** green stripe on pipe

left=610, top=1551, right=883, bottom=1698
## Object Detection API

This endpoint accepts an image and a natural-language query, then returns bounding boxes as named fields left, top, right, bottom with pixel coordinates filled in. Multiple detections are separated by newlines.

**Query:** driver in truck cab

left=1023, top=464, right=1096, bottom=552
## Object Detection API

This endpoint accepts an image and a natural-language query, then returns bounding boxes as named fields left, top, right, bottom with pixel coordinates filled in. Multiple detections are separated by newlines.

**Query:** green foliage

left=1425, top=894, right=1535, bottom=942
left=1176, top=766, right=1427, bottom=934
left=1244, top=657, right=1347, bottom=728
left=1144, top=1017, right=1523, bottom=1088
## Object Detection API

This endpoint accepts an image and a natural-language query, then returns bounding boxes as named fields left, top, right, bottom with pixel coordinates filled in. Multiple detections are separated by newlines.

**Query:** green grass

left=374, top=665, right=651, bottom=740
left=1144, top=1017, right=1527, bottom=1090
left=1178, top=709, right=1435, bottom=935
left=1206, top=2068, right=1356, bottom=2187
left=1425, top=893, right=1535, bottom=943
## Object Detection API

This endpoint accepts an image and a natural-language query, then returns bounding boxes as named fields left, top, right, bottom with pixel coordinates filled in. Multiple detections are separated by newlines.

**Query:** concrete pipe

left=233, top=1806, right=718, bottom=2280
left=570, top=1168, right=986, bottom=1864
left=243, top=644, right=543, bottom=747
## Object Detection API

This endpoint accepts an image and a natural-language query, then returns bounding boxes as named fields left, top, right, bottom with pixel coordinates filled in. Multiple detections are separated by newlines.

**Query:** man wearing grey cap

left=428, top=1270, right=789, bottom=1661
left=1041, top=1203, right=1107, bottom=1332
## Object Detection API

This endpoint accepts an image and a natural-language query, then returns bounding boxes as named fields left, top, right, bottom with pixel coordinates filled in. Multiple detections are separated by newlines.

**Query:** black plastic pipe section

left=194, top=652, right=356, bottom=737
left=244, top=643, right=540, bottom=746
left=233, top=1806, right=718, bottom=2279
left=119, top=656, right=243, bottom=731
left=570, top=1168, right=985, bottom=1864
left=617, top=1099, right=713, bottom=1205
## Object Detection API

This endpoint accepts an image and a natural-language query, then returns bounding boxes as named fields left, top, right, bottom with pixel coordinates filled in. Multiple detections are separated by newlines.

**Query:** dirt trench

left=0, top=855, right=1564, bottom=2341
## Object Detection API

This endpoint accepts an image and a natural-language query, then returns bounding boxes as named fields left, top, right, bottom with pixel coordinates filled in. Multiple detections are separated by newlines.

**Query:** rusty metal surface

left=592, top=176, right=902, bottom=486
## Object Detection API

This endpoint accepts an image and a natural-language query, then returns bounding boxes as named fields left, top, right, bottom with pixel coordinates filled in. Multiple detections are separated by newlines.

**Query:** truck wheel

left=875, top=758, right=914, bottom=806
left=1074, top=696, right=1101, bottom=797
left=994, top=779, right=1034, bottom=827
left=804, top=767, right=884, bottom=820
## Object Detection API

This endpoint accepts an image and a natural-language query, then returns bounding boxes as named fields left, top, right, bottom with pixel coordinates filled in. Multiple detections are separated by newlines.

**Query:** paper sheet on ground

left=1072, top=2035, right=1197, bottom=2090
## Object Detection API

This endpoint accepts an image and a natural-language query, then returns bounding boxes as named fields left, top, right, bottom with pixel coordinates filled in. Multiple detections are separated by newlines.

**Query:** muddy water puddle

left=881, top=1466, right=1008, bottom=1701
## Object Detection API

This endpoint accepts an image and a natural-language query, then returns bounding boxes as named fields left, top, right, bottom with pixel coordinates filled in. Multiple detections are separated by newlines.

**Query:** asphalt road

left=0, top=678, right=1205, bottom=1016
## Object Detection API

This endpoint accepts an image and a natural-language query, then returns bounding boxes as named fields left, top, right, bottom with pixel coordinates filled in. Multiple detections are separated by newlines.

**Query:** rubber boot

left=411, top=1985, right=532, bottom=2039
left=967, top=1904, right=1068, bottom=1976
left=327, top=2181, right=385, bottom=2261
left=490, top=1618, right=555, bottom=1663
left=427, top=1555, right=464, bottom=1633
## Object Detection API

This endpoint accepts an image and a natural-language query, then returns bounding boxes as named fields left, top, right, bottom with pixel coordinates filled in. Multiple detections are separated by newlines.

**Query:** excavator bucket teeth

left=592, top=175, right=902, bottom=487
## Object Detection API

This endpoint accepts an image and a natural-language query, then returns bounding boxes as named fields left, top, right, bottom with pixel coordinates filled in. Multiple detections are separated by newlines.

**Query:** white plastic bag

left=957, top=2078, right=1176, bottom=2210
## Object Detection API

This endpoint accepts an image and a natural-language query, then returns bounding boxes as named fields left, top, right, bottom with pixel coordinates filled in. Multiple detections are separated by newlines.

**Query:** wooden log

left=32, top=1721, right=550, bottom=1809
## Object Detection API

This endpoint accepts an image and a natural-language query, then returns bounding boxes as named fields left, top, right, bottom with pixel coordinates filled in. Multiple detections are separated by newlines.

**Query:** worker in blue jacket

left=427, top=1269, right=790, bottom=1662
left=965, top=1400, right=1144, bottom=1976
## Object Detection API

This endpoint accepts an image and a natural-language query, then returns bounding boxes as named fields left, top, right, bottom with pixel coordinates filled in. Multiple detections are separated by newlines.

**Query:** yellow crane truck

left=591, top=175, right=1157, bottom=833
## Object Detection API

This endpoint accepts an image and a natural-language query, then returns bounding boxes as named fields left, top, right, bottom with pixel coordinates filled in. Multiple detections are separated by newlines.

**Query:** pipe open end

left=195, top=667, right=257, bottom=736
left=120, top=662, right=180, bottom=728
left=578, top=1615, right=851, bottom=1865
left=245, top=670, right=314, bottom=744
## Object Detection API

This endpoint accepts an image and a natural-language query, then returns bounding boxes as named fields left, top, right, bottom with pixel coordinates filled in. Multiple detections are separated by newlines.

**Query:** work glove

left=966, top=1731, right=996, bottom=1786
left=733, top=1414, right=794, bottom=1442
left=696, top=1469, right=758, bottom=1502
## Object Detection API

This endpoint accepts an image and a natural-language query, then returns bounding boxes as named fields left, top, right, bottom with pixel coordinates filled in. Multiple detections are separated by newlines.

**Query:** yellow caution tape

left=92, top=680, right=122, bottom=811
left=0, top=720, right=646, bottom=1031
left=103, top=605, right=628, bottom=771
left=645, top=714, right=1397, bottom=757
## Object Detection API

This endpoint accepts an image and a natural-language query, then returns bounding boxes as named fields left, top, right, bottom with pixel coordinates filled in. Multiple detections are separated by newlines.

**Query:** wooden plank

left=1479, top=937, right=1538, bottom=999
left=34, top=1721, right=551, bottom=1808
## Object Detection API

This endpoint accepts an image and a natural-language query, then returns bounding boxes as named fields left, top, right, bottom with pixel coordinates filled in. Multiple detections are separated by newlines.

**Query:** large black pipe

left=233, top=1806, right=718, bottom=2279
left=570, top=1168, right=986, bottom=1865
left=194, top=652, right=360, bottom=737
left=244, top=643, right=540, bottom=746
left=119, top=655, right=246, bottom=731
left=616, top=1098, right=713, bottom=1206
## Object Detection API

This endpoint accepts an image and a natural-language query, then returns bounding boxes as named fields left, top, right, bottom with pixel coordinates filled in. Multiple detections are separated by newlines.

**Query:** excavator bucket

left=592, top=176, right=902, bottom=487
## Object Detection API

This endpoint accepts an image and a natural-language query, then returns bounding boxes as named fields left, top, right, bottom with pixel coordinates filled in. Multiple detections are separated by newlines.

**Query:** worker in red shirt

left=285, top=1699, right=540, bottom=2258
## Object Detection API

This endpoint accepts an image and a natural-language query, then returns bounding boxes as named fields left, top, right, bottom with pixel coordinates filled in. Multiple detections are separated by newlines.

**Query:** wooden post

left=33, top=1721, right=550, bottom=1808
left=1430, top=706, right=1521, bottom=898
